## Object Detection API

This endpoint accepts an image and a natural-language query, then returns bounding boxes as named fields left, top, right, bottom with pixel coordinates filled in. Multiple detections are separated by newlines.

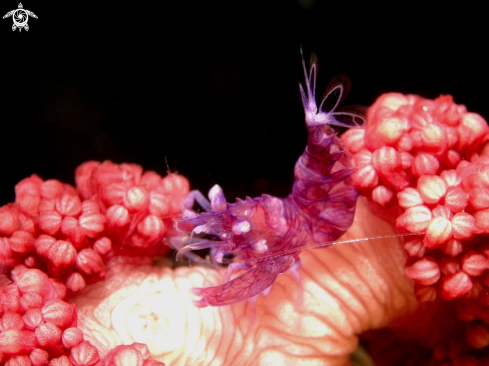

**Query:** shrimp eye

left=232, top=220, right=251, bottom=235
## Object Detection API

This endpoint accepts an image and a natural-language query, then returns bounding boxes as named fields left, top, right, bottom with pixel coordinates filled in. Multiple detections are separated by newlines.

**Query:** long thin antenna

left=164, top=156, right=178, bottom=194
left=226, top=233, right=421, bottom=264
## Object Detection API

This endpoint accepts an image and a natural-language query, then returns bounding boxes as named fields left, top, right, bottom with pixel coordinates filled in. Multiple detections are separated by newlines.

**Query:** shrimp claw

left=190, top=256, right=295, bottom=307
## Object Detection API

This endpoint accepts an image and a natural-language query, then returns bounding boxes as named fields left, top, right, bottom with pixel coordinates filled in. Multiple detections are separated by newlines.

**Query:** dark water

left=1, top=1, right=488, bottom=206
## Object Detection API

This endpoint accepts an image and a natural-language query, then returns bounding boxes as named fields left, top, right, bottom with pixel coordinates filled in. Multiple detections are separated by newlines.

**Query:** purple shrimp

left=173, top=50, right=367, bottom=311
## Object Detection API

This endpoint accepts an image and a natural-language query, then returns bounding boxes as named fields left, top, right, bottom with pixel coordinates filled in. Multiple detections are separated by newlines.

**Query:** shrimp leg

left=223, top=262, right=251, bottom=283
left=182, top=184, right=229, bottom=267
left=184, top=184, right=227, bottom=212
left=184, top=190, right=212, bottom=212
left=289, top=260, right=303, bottom=311
left=168, top=236, right=216, bottom=268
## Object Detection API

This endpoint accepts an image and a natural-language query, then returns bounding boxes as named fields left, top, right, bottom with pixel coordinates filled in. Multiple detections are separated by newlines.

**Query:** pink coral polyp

left=405, top=257, right=440, bottom=285
left=103, top=343, right=165, bottom=366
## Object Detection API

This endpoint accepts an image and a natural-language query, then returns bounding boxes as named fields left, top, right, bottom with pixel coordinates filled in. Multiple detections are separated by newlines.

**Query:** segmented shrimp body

left=175, top=51, right=366, bottom=308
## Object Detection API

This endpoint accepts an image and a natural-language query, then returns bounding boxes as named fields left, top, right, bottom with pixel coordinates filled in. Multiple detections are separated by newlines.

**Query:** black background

left=1, top=2, right=488, bottom=206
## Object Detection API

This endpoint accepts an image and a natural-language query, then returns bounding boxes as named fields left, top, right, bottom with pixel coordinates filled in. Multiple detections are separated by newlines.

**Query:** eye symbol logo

left=3, top=3, right=38, bottom=32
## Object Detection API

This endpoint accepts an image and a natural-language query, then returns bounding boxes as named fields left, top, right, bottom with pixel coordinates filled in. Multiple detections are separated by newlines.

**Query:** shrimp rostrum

left=173, top=50, right=367, bottom=310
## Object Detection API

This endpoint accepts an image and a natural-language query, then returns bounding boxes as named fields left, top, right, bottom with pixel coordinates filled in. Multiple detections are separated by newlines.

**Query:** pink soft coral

left=342, top=92, right=489, bottom=363
left=0, top=161, right=185, bottom=365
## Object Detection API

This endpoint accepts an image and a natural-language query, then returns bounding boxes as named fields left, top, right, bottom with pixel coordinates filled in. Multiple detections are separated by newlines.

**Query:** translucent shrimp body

left=175, top=51, right=366, bottom=308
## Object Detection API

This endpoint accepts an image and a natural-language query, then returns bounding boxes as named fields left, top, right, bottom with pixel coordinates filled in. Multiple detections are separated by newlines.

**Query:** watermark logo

left=3, top=3, right=37, bottom=32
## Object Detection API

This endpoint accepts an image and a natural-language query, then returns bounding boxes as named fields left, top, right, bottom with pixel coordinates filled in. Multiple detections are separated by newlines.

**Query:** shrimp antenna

left=299, top=46, right=319, bottom=118
left=299, top=47, right=367, bottom=128
left=235, top=233, right=421, bottom=264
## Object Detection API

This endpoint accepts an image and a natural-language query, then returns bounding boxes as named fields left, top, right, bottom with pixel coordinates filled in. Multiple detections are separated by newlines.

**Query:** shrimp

left=173, top=49, right=367, bottom=312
